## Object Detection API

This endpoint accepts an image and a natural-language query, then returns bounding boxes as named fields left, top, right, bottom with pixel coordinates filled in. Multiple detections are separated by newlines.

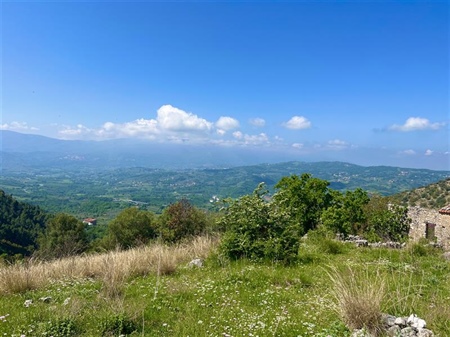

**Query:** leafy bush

left=273, top=173, right=333, bottom=234
left=364, top=196, right=411, bottom=242
left=99, top=313, right=138, bottom=336
left=43, top=318, right=80, bottom=337
left=218, top=184, right=300, bottom=263
left=106, top=208, right=157, bottom=249
left=159, top=199, right=208, bottom=243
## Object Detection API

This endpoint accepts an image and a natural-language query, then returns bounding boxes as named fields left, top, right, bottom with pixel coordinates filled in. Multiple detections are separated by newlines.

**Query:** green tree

left=106, top=208, right=157, bottom=249
left=273, top=173, right=333, bottom=235
left=37, top=213, right=87, bottom=259
left=159, top=199, right=207, bottom=243
left=219, top=184, right=300, bottom=263
left=364, top=195, right=411, bottom=242
left=321, top=188, right=370, bottom=236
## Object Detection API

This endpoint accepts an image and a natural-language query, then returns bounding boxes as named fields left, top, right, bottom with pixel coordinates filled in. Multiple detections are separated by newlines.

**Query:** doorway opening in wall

left=425, top=222, right=436, bottom=240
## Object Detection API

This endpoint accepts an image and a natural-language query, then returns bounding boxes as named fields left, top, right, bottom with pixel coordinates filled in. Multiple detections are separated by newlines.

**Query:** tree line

left=0, top=174, right=411, bottom=262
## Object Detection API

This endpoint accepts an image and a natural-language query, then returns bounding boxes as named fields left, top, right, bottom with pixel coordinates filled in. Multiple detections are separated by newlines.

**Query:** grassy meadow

left=0, top=235, right=449, bottom=337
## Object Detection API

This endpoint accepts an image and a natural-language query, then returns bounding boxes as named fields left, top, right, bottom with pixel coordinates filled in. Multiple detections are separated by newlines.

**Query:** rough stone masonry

left=408, top=206, right=450, bottom=250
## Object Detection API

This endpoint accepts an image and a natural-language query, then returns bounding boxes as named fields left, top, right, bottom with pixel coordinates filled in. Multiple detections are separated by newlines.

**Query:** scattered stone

left=350, top=328, right=374, bottom=337
left=417, top=329, right=434, bottom=337
left=351, top=313, right=433, bottom=337
left=188, top=258, right=203, bottom=268
left=442, top=251, right=450, bottom=261
left=39, top=296, right=52, bottom=303
left=394, top=317, right=406, bottom=327
left=407, top=314, right=426, bottom=329
left=400, top=327, right=415, bottom=336
left=387, top=325, right=401, bottom=336
left=382, top=313, right=397, bottom=327
left=355, top=239, right=369, bottom=247
left=63, top=297, right=71, bottom=306
left=24, top=299, right=33, bottom=307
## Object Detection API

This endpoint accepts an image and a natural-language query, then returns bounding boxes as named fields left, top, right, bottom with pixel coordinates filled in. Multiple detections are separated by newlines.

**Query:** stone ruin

left=408, top=206, right=450, bottom=250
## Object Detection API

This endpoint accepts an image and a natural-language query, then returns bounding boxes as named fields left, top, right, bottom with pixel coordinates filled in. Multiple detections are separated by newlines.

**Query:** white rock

left=407, top=314, right=426, bottom=329
left=394, top=316, right=406, bottom=326
left=188, top=258, right=203, bottom=268
left=386, top=325, right=400, bottom=336
left=39, top=296, right=52, bottom=303
left=417, top=328, right=434, bottom=337
left=24, top=299, right=33, bottom=307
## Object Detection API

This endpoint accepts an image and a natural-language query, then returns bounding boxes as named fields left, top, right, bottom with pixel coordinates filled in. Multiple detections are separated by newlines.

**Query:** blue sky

left=2, top=1, right=449, bottom=170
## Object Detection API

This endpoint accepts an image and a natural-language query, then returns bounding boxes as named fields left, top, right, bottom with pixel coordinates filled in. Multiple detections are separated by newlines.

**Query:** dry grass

left=327, top=265, right=386, bottom=336
left=0, top=235, right=218, bottom=295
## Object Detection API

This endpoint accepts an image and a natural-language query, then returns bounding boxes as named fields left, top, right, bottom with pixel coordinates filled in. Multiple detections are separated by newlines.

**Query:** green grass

left=0, top=238, right=449, bottom=337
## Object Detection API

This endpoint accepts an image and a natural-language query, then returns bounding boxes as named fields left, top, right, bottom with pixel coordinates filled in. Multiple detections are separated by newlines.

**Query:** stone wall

left=408, top=206, right=450, bottom=250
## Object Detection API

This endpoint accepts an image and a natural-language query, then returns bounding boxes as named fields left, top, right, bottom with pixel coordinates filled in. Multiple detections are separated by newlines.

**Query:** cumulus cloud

left=425, top=149, right=433, bottom=156
left=282, top=116, right=311, bottom=130
left=215, top=116, right=240, bottom=131
left=292, top=143, right=304, bottom=149
left=157, top=105, right=212, bottom=132
left=389, top=117, right=445, bottom=132
left=58, top=105, right=216, bottom=140
left=232, top=131, right=243, bottom=139
left=249, top=118, right=266, bottom=127
left=0, top=121, right=38, bottom=131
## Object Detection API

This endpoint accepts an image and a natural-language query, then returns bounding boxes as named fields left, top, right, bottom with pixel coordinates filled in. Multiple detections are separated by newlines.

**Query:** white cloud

left=216, top=129, right=226, bottom=136
left=157, top=105, right=212, bottom=132
left=243, top=133, right=269, bottom=145
left=282, top=116, right=311, bottom=130
left=327, top=139, right=349, bottom=150
left=0, top=121, right=38, bottom=131
left=59, top=124, right=92, bottom=137
left=232, top=131, right=243, bottom=139
left=292, top=143, right=304, bottom=149
left=249, top=118, right=266, bottom=127
left=58, top=105, right=216, bottom=140
left=425, top=149, right=433, bottom=156
left=60, top=119, right=160, bottom=140
left=215, top=116, right=239, bottom=131
left=400, top=149, right=416, bottom=155
left=389, top=117, right=445, bottom=132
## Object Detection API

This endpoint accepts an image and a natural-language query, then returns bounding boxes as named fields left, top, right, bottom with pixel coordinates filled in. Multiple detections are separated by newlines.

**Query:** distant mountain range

left=3, top=130, right=449, bottom=171
left=0, top=130, right=304, bottom=171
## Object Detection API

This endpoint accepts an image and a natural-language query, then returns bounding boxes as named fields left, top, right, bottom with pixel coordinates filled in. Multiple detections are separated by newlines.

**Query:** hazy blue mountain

left=0, top=130, right=300, bottom=170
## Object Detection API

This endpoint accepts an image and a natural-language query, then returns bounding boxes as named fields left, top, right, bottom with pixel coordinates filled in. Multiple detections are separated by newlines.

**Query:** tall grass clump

left=99, top=250, right=131, bottom=299
left=0, top=259, right=47, bottom=294
left=327, top=265, right=386, bottom=336
left=0, top=235, right=218, bottom=295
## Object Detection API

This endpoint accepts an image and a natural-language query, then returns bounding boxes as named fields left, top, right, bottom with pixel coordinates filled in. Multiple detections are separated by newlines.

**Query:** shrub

left=43, top=318, right=80, bottom=337
left=319, top=238, right=347, bottom=255
left=218, top=184, right=300, bottom=263
left=106, top=208, right=157, bottom=250
left=99, top=313, right=138, bottom=336
left=159, top=199, right=208, bottom=243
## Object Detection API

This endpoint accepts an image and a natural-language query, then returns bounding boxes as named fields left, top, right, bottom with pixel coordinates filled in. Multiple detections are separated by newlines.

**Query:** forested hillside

left=0, top=190, right=49, bottom=257
left=392, top=178, right=450, bottom=209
